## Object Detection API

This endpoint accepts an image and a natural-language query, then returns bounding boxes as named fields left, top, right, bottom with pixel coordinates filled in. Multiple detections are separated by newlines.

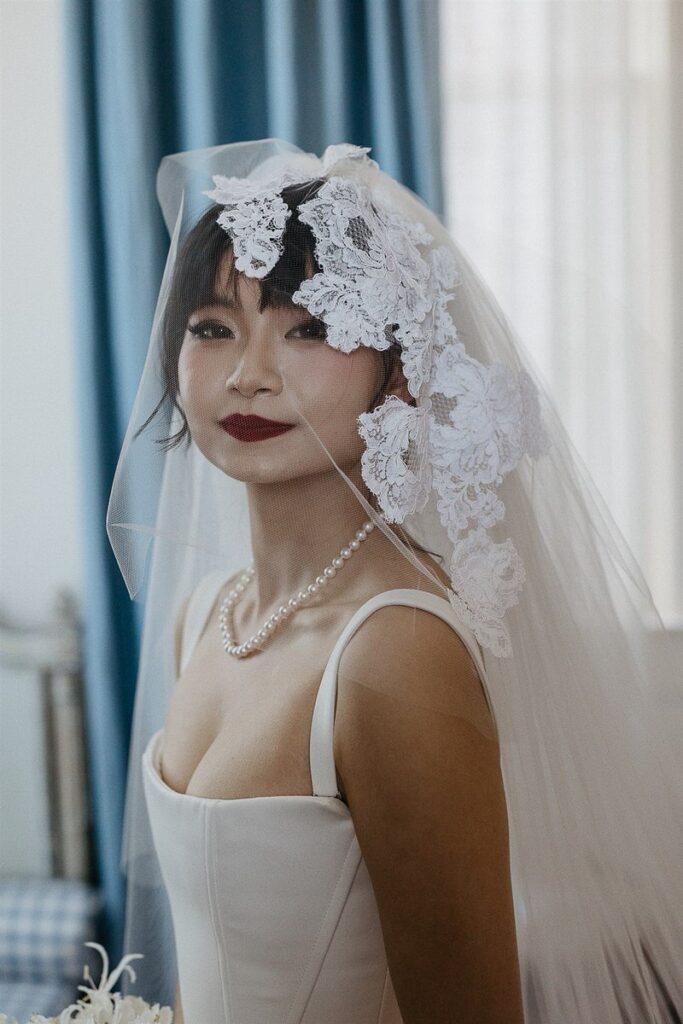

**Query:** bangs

left=170, top=178, right=325, bottom=327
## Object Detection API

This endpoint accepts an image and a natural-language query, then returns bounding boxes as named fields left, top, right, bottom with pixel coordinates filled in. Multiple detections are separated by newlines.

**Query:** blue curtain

left=63, top=0, right=444, bottom=961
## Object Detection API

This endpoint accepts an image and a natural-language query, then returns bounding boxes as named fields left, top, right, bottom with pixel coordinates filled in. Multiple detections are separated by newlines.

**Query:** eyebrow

left=205, top=294, right=242, bottom=310
left=198, top=294, right=312, bottom=317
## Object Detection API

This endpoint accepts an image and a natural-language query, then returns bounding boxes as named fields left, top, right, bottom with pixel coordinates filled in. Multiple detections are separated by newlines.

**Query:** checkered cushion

left=0, top=879, right=101, bottom=984
left=0, top=978, right=77, bottom=1020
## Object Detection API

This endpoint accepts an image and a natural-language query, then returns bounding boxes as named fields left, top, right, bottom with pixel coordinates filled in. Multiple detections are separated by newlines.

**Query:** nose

left=224, top=328, right=282, bottom=399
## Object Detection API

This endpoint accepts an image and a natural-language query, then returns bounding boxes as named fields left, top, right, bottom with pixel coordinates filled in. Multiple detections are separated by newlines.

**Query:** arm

left=334, top=605, right=524, bottom=1024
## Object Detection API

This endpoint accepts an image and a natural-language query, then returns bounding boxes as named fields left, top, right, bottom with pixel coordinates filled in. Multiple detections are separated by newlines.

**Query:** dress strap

left=309, top=588, right=490, bottom=798
left=179, top=570, right=233, bottom=675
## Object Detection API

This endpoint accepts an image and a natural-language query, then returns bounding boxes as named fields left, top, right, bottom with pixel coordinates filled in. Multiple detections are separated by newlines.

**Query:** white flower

left=22, top=943, right=173, bottom=1024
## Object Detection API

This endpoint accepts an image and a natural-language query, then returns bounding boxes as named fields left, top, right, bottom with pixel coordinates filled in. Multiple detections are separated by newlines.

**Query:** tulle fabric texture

left=107, top=139, right=683, bottom=1019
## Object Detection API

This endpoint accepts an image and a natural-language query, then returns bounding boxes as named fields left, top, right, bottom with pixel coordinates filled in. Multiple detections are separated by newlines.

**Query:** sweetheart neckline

left=145, top=586, right=484, bottom=809
left=144, top=728, right=348, bottom=809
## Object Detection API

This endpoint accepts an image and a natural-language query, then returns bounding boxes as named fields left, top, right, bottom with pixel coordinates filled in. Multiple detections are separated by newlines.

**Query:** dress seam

left=286, top=833, right=363, bottom=1024
left=205, top=802, right=234, bottom=1023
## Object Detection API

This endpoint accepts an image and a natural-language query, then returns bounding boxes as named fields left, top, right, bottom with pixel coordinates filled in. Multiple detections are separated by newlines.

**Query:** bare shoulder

left=335, top=599, right=493, bottom=737
left=331, top=599, right=522, bottom=1019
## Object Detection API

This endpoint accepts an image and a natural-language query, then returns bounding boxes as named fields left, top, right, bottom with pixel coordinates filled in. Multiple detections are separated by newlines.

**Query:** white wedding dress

left=142, top=571, right=489, bottom=1024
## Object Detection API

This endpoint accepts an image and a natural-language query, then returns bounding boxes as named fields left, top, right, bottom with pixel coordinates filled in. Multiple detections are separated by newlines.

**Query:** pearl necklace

left=218, top=520, right=375, bottom=658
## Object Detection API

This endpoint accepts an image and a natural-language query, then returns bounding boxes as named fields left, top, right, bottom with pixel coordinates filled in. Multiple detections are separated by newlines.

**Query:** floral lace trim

left=357, top=396, right=432, bottom=523
left=292, top=177, right=434, bottom=354
left=202, top=145, right=376, bottom=279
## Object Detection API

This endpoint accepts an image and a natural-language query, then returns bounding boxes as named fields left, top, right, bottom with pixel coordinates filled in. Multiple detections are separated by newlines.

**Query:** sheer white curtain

left=439, top=1, right=682, bottom=627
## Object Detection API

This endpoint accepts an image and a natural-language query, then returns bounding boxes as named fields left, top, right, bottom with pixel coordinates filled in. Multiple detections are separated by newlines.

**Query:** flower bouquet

left=0, top=944, right=172, bottom=1023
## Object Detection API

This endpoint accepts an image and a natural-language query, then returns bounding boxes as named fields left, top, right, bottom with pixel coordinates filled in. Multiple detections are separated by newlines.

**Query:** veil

left=107, top=139, right=683, bottom=1019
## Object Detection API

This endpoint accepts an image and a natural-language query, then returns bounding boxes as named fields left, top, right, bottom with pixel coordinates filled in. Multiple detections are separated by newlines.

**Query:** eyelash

left=187, top=318, right=327, bottom=341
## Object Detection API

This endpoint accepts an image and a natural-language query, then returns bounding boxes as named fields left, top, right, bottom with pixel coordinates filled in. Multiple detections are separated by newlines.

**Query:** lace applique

left=429, top=354, right=530, bottom=485
left=446, top=528, right=526, bottom=659
left=393, top=246, right=462, bottom=399
left=291, top=178, right=434, bottom=354
left=203, top=177, right=294, bottom=279
left=357, top=396, right=432, bottom=523
left=431, top=465, right=506, bottom=540
left=426, top=353, right=548, bottom=653
left=203, top=148, right=378, bottom=284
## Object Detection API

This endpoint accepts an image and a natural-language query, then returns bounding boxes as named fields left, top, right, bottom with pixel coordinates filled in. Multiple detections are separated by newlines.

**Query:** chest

left=161, top=605, right=348, bottom=800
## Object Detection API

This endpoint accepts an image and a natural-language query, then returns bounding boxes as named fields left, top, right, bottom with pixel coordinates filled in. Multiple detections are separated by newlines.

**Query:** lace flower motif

left=430, top=354, right=529, bottom=486
left=203, top=144, right=376, bottom=281
left=357, top=396, right=432, bottom=523
left=426, top=349, right=547, bottom=651
left=203, top=177, right=293, bottom=279
left=393, top=247, right=462, bottom=399
left=291, top=178, right=433, bottom=354
left=447, top=528, right=526, bottom=659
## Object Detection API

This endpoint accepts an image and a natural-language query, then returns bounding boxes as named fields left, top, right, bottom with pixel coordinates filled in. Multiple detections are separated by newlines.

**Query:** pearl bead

left=219, top=520, right=373, bottom=658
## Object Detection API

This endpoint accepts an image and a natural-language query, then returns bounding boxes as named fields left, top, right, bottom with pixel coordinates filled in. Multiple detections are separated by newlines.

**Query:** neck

left=244, top=462, right=375, bottom=617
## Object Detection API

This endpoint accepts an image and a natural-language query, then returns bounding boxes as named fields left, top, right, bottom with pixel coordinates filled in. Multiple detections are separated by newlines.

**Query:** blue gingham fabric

left=0, top=879, right=101, bottom=984
left=0, top=979, right=77, bottom=1021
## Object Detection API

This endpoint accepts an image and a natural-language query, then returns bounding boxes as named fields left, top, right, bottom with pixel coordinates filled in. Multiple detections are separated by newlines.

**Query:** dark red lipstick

left=219, top=413, right=296, bottom=442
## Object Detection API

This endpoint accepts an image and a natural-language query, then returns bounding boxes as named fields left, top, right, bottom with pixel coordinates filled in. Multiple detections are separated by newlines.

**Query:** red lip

left=219, top=413, right=296, bottom=442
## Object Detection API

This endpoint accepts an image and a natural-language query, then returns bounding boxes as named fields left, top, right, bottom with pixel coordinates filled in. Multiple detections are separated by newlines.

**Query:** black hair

left=135, top=178, right=411, bottom=450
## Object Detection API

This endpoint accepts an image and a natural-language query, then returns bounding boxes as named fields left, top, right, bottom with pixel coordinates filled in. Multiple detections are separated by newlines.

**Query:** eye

left=287, top=318, right=327, bottom=341
left=187, top=319, right=234, bottom=341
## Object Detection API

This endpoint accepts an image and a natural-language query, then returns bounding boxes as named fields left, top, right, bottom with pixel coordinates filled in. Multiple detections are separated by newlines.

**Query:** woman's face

left=177, top=251, right=385, bottom=484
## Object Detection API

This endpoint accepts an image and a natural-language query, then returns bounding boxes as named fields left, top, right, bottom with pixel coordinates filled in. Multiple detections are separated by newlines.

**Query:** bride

left=108, top=141, right=683, bottom=1023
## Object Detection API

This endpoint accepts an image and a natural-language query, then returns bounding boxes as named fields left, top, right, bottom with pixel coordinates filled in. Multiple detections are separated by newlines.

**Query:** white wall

left=0, top=0, right=83, bottom=624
